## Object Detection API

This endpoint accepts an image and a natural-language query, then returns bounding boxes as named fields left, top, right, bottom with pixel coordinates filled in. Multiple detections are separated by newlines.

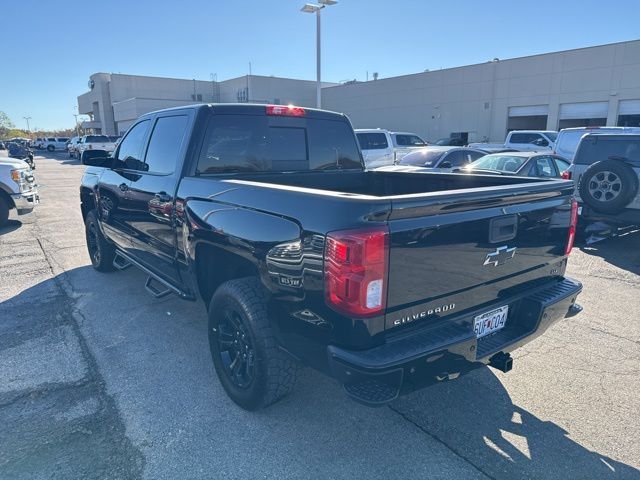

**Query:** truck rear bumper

left=327, top=277, right=582, bottom=406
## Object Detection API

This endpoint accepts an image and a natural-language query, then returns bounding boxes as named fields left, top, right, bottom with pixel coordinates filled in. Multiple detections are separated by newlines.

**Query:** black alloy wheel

left=216, top=307, right=255, bottom=389
left=86, top=221, right=101, bottom=266
left=84, top=210, right=116, bottom=272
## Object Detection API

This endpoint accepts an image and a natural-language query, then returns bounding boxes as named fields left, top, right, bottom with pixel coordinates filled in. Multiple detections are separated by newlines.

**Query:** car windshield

left=467, top=154, right=527, bottom=173
left=398, top=149, right=446, bottom=167
left=86, top=135, right=110, bottom=142
left=394, top=134, right=427, bottom=147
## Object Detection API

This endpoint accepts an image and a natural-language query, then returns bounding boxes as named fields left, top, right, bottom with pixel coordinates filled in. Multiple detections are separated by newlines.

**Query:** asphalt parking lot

left=1, top=150, right=639, bottom=480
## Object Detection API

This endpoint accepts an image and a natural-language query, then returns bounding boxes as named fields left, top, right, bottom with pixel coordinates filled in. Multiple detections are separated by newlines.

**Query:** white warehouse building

left=78, top=73, right=334, bottom=135
left=322, top=39, right=640, bottom=144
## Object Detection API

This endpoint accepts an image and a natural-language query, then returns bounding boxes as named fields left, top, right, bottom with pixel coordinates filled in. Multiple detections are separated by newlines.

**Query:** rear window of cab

left=197, top=114, right=362, bottom=173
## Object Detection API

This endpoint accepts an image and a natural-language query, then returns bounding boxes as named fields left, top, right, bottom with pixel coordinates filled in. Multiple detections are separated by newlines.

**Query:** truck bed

left=221, top=169, right=557, bottom=198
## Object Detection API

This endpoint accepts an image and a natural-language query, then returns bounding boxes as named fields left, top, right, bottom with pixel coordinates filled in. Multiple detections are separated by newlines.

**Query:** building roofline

left=323, top=38, right=640, bottom=89
left=87, top=71, right=337, bottom=86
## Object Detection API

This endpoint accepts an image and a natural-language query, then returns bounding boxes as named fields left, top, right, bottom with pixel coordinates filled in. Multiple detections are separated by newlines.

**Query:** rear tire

left=0, top=196, right=9, bottom=228
left=85, top=210, right=116, bottom=272
left=578, top=160, right=639, bottom=214
left=47, top=145, right=54, bottom=152
left=208, top=277, right=299, bottom=410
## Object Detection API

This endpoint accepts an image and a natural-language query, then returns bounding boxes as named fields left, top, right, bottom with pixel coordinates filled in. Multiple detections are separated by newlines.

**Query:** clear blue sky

left=2, top=0, right=639, bottom=131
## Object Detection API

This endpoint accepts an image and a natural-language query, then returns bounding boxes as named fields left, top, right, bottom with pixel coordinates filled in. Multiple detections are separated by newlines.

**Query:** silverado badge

left=484, top=246, right=517, bottom=267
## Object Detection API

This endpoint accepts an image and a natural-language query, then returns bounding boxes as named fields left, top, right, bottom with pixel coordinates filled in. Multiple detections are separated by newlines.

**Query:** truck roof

left=142, top=103, right=347, bottom=120
left=509, top=130, right=558, bottom=134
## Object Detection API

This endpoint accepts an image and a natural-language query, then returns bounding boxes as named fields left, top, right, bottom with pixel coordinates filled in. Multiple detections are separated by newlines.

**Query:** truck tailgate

left=385, top=180, right=575, bottom=330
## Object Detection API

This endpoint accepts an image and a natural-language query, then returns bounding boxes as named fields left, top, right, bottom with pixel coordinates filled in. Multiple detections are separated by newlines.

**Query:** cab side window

left=115, top=120, right=151, bottom=170
left=144, top=115, right=189, bottom=174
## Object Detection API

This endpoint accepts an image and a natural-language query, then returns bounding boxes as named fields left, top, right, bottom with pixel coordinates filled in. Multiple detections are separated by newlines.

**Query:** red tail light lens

left=565, top=199, right=579, bottom=255
left=266, top=105, right=306, bottom=117
left=561, top=170, right=572, bottom=180
left=324, top=226, right=389, bottom=317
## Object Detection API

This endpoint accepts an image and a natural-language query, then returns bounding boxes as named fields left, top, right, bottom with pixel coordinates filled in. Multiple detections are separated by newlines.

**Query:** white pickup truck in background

left=76, top=135, right=117, bottom=160
left=469, top=130, right=557, bottom=153
left=355, top=129, right=428, bottom=168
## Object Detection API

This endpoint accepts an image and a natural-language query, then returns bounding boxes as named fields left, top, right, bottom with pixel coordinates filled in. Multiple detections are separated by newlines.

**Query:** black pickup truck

left=80, top=104, right=582, bottom=410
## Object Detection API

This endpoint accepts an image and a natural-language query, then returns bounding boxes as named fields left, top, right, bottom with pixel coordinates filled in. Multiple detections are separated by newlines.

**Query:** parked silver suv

left=568, top=134, right=640, bottom=224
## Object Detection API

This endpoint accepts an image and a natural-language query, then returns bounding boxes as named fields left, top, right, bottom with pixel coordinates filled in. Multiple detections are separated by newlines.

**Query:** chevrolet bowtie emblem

left=484, top=246, right=517, bottom=267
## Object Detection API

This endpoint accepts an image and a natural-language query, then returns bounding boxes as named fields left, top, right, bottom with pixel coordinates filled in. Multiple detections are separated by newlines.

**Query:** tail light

left=561, top=170, right=572, bottom=180
left=324, top=226, right=389, bottom=317
left=565, top=199, right=579, bottom=255
left=266, top=105, right=306, bottom=117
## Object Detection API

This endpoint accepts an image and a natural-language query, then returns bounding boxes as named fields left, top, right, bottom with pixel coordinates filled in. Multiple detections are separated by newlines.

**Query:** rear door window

left=356, top=132, right=388, bottom=150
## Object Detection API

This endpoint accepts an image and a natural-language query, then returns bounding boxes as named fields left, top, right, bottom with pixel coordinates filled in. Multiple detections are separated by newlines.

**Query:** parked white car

left=31, top=137, right=46, bottom=149
left=554, top=126, right=640, bottom=161
left=43, top=137, right=70, bottom=152
left=469, top=130, right=557, bottom=153
left=355, top=129, right=428, bottom=168
left=67, top=136, right=82, bottom=158
left=76, top=135, right=117, bottom=160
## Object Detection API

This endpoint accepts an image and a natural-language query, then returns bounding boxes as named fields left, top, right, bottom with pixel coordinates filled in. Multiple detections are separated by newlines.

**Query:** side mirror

left=533, top=138, right=549, bottom=147
left=82, top=149, right=112, bottom=167
left=439, top=161, right=453, bottom=169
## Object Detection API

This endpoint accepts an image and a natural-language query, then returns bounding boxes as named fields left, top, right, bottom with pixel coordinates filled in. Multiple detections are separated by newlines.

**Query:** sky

left=2, top=0, right=639, bottom=131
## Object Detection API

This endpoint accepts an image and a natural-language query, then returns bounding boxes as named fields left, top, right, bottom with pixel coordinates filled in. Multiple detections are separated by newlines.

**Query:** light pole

left=300, top=0, right=337, bottom=109
left=73, top=114, right=80, bottom=136
left=23, top=116, right=32, bottom=132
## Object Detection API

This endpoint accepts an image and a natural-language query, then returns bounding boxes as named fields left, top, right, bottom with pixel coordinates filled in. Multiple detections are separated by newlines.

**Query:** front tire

left=47, top=145, right=54, bottom=152
left=208, top=278, right=299, bottom=410
left=85, top=210, right=116, bottom=271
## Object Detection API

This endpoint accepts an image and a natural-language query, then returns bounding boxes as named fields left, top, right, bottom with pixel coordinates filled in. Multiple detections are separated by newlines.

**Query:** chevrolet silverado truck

left=79, top=104, right=582, bottom=410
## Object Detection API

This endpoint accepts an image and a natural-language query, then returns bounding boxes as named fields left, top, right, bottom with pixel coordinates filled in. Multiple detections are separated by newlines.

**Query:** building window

left=618, top=114, right=640, bottom=127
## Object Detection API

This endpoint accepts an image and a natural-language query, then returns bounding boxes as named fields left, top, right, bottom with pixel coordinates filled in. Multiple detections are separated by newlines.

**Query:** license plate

left=474, top=305, right=508, bottom=338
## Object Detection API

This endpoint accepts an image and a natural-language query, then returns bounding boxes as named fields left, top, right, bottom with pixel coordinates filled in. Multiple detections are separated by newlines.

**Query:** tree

left=4, top=128, right=30, bottom=139
left=0, top=111, right=15, bottom=138
left=0, top=111, right=14, bottom=129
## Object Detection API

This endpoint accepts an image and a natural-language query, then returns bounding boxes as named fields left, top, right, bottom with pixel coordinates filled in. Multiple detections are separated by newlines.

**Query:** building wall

left=78, top=73, right=332, bottom=135
left=322, top=40, right=640, bottom=142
